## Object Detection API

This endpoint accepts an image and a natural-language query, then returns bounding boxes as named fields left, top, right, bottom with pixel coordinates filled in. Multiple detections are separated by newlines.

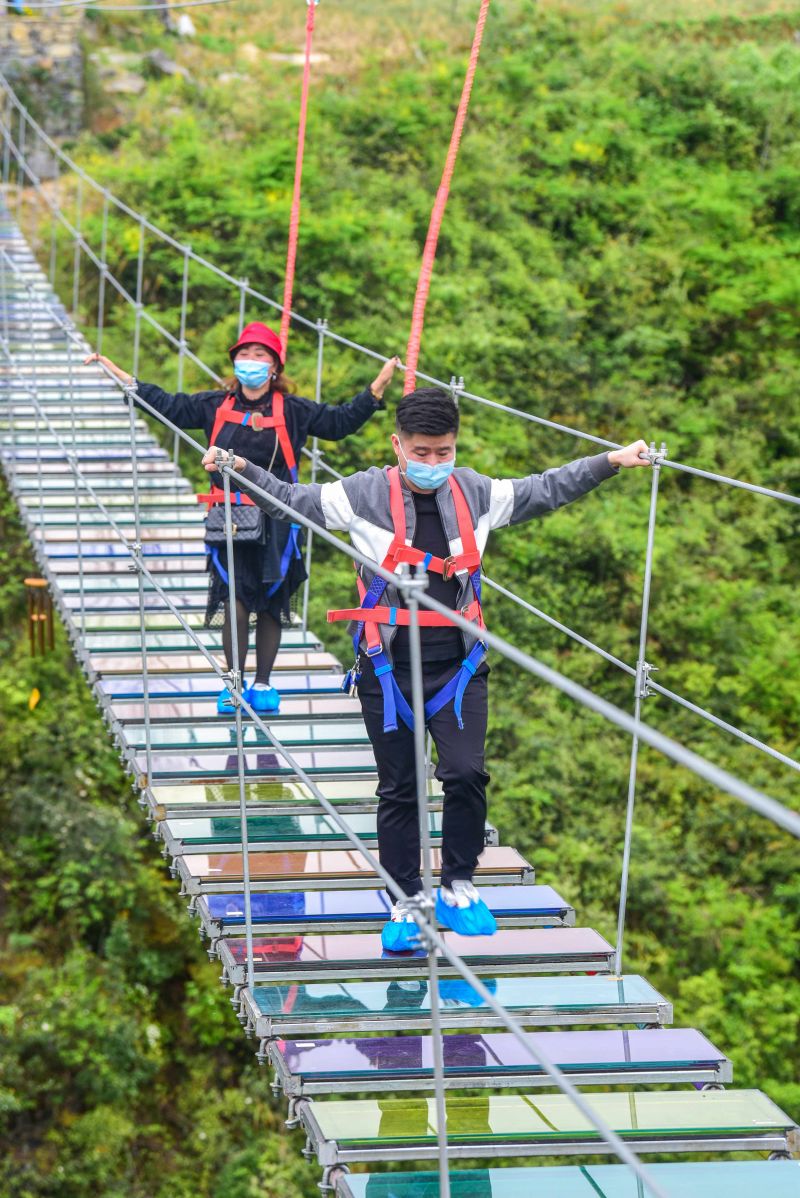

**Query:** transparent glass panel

left=252, top=974, right=665, bottom=1019
left=168, top=812, right=441, bottom=845
left=128, top=719, right=365, bottom=750
left=342, top=1161, right=800, bottom=1198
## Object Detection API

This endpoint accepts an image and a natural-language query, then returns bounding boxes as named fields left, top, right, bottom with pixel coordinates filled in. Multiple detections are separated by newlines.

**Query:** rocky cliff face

left=0, top=13, right=83, bottom=155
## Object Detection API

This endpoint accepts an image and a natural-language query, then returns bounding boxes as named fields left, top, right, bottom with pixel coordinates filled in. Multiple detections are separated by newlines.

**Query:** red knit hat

left=228, top=321, right=285, bottom=367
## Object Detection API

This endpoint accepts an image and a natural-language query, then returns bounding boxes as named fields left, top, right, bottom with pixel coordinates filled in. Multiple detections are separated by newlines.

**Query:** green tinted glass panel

left=315, top=1089, right=791, bottom=1146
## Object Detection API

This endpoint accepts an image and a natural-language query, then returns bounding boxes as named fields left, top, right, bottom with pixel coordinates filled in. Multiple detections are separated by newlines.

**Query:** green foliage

left=6, top=1, right=800, bottom=1192
left=0, top=487, right=315, bottom=1196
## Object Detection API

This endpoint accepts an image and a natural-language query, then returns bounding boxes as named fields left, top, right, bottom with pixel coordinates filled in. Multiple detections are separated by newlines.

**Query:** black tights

left=221, top=601, right=282, bottom=684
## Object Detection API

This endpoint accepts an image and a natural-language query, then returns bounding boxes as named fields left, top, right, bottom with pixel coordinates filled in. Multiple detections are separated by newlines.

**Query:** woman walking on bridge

left=86, top=324, right=398, bottom=715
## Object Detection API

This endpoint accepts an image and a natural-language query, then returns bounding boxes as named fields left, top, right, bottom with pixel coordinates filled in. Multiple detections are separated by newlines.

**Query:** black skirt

left=204, top=515, right=307, bottom=624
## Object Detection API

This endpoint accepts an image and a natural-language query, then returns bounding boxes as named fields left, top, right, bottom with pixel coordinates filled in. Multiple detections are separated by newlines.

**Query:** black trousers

left=358, top=656, right=490, bottom=897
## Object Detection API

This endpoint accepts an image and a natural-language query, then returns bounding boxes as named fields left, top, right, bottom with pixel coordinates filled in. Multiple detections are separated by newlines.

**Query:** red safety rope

left=279, top=0, right=318, bottom=356
left=404, top=0, right=491, bottom=394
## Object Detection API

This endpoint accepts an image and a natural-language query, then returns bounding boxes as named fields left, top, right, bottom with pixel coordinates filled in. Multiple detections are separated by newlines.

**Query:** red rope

left=279, top=0, right=317, bottom=357
left=404, top=0, right=491, bottom=395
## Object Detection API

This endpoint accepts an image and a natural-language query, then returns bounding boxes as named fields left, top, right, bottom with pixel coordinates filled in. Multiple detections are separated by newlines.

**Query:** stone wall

left=0, top=12, right=83, bottom=156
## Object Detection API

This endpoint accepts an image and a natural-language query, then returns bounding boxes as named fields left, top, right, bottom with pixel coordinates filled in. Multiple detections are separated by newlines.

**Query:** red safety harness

left=328, top=465, right=487, bottom=732
left=197, top=392, right=299, bottom=508
left=198, top=392, right=302, bottom=596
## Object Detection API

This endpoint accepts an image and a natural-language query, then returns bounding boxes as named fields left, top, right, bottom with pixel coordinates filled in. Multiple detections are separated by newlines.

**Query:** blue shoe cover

left=245, top=685, right=281, bottom=714
left=435, top=889, right=497, bottom=937
left=381, top=918, right=421, bottom=953
left=217, top=680, right=249, bottom=715
left=439, top=977, right=498, bottom=1008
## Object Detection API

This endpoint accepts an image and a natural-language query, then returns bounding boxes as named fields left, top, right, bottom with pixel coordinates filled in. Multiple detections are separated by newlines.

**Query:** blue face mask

left=234, top=359, right=272, bottom=389
left=400, top=447, right=456, bottom=490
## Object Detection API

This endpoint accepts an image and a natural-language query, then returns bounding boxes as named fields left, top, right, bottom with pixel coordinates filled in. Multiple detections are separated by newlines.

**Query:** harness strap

left=371, top=650, right=415, bottom=733
left=329, top=465, right=487, bottom=731
left=328, top=600, right=482, bottom=627
left=208, top=546, right=229, bottom=584
left=197, top=486, right=256, bottom=508
left=423, top=640, right=487, bottom=730
left=207, top=392, right=298, bottom=483
left=266, top=523, right=303, bottom=598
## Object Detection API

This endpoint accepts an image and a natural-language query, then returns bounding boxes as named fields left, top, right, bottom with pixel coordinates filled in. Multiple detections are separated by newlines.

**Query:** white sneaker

left=438, top=879, right=480, bottom=909
left=389, top=901, right=418, bottom=923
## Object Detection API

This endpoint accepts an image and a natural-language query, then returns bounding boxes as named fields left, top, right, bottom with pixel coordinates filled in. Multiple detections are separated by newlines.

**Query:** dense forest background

left=1, top=0, right=799, bottom=1194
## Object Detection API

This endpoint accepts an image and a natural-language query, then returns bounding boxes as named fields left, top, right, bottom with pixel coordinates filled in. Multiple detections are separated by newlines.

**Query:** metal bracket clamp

left=449, top=374, right=465, bottom=407
left=397, top=560, right=431, bottom=598
left=402, top=892, right=437, bottom=950
left=127, top=541, right=142, bottom=573
left=222, top=668, right=242, bottom=706
left=646, top=440, right=668, bottom=467
left=636, top=659, right=658, bottom=700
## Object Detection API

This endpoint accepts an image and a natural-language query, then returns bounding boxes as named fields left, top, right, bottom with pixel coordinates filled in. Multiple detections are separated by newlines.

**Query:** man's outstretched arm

left=201, top=448, right=351, bottom=531
left=490, top=440, right=651, bottom=528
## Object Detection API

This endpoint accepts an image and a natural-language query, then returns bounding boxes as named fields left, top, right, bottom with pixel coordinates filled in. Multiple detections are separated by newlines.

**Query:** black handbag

left=203, top=502, right=265, bottom=544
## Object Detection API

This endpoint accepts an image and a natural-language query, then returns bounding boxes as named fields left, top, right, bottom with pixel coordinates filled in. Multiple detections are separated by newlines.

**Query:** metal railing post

left=2, top=105, right=10, bottom=191
left=96, top=189, right=110, bottom=352
left=174, top=244, right=190, bottom=464
left=67, top=326, right=86, bottom=641
left=301, top=317, right=325, bottom=632
left=71, top=175, right=82, bottom=319
left=221, top=463, right=255, bottom=994
left=125, top=380, right=153, bottom=786
left=49, top=151, right=59, bottom=287
left=614, top=443, right=665, bottom=976
left=16, top=107, right=24, bottom=225
left=237, top=276, right=248, bottom=335
left=1, top=251, right=14, bottom=468
left=26, top=277, right=44, bottom=530
left=132, top=216, right=145, bottom=379
left=403, top=562, right=451, bottom=1198
left=1, top=245, right=8, bottom=357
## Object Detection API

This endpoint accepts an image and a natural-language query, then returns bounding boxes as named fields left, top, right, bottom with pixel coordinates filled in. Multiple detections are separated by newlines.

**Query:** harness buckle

left=365, top=643, right=383, bottom=658
left=442, top=555, right=457, bottom=581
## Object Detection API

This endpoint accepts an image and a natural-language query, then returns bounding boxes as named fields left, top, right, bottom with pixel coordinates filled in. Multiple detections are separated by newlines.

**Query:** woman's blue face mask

left=234, top=359, right=272, bottom=389
left=399, top=445, right=456, bottom=489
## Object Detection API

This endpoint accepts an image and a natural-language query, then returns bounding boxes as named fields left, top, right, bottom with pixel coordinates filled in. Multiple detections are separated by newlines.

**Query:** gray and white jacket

left=240, top=451, right=618, bottom=662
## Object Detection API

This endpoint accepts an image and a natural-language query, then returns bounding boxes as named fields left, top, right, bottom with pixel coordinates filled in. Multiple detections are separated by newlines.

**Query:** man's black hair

left=395, top=387, right=460, bottom=437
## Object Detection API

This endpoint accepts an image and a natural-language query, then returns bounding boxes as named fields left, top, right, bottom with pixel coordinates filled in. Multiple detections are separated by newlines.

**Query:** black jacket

left=133, top=381, right=383, bottom=488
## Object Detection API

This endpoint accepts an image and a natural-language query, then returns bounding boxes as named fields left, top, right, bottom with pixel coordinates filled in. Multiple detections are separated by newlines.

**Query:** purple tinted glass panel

left=278, top=1028, right=726, bottom=1079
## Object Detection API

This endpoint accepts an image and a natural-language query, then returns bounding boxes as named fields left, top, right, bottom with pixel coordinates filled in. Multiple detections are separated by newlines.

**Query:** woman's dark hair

left=396, top=387, right=460, bottom=436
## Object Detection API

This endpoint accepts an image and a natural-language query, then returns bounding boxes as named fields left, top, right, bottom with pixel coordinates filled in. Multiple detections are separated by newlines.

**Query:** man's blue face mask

left=234, top=359, right=272, bottom=389
left=400, top=445, right=456, bottom=490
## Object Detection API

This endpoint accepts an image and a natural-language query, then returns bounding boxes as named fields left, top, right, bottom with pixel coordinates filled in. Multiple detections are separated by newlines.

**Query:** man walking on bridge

left=203, top=386, right=650, bottom=951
